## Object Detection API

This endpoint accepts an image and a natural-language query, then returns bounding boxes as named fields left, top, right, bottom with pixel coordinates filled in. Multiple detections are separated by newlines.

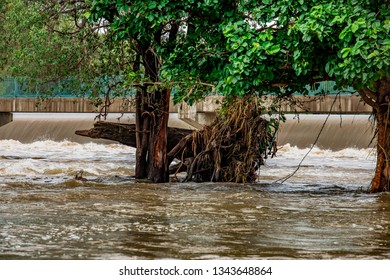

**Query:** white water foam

left=259, top=144, right=376, bottom=187
left=0, top=140, right=135, bottom=180
left=0, top=139, right=377, bottom=187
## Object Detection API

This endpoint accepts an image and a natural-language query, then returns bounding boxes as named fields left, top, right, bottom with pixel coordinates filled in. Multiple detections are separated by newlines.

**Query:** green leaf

left=147, top=14, right=154, bottom=22
left=367, top=51, right=378, bottom=59
left=339, top=26, right=350, bottom=40
left=351, top=23, right=359, bottom=33
left=354, top=40, right=364, bottom=49
left=341, top=48, right=350, bottom=58
left=226, top=76, right=233, bottom=84
left=351, top=41, right=364, bottom=55
left=351, top=18, right=366, bottom=33
left=149, top=2, right=157, bottom=9
left=128, top=71, right=137, bottom=78
left=325, top=61, right=331, bottom=74
left=383, top=38, right=390, bottom=45
left=293, top=49, right=301, bottom=59
left=267, top=44, right=280, bottom=55
left=262, top=41, right=272, bottom=50
left=84, top=11, right=91, bottom=19
left=302, top=33, right=311, bottom=42
left=258, top=32, right=267, bottom=41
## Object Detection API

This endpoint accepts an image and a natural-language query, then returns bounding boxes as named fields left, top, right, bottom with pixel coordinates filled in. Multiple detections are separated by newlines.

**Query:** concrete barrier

left=0, top=112, right=12, bottom=127
left=0, top=95, right=372, bottom=128
left=178, top=95, right=372, bottom=127
left=0, top=97, right=180, bottom=113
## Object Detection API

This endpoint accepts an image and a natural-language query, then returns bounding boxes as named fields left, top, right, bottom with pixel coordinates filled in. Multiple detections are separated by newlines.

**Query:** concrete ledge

left=0, top=112, right=13, bottom=127
left=0, top=97, right=180, bottom=113
left=276, top=95, right=372, bottom=114
left=0, top=95, right=372, bottom=128
left=178, top=95, right=372, bottom=126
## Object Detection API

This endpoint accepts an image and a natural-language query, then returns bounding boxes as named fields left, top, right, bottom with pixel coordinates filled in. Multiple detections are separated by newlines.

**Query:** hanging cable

left=274, top=93, right=341, bottom=184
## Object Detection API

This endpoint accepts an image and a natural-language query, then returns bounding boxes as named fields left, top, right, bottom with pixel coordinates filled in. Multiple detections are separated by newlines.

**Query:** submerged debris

left=75, top=170, right=87, bottom=182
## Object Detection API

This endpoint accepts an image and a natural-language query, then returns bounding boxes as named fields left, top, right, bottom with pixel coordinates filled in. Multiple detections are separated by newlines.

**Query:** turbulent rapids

left=0, top=139, right=376, bottom=187
left=0, top=112, right=376, bottom=185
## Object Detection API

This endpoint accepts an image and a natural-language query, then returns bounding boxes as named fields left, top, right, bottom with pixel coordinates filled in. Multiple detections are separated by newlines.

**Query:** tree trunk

left=136, top=35, right=171, bottom=183
left=359, top=76, right=390, bottom=193
left=147, top=89, right=171, bottom=183
left=134, top=55, right=149, bottom=179
left=135, top=87, right=150, bottom=179
left=370, top=105, right=390, bottom=192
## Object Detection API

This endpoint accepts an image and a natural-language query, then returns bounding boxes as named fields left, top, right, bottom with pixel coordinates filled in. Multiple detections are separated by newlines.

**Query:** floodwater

left=0, top=114, right=389, bottom=259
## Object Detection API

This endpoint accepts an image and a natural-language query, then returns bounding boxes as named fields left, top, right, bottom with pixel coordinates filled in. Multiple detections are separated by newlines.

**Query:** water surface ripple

left=0, top=140, right=389, bottom=259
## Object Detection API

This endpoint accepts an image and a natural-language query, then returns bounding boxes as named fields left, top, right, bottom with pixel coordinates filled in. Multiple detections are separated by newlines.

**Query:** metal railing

left=0, top=77, right=80, bottom=98
left=1, top=77, right=357, bottom=98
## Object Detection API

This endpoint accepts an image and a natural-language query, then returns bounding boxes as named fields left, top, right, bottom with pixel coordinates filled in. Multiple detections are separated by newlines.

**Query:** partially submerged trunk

left=134, top=37, right=171, bottom=183
left=146, top=88, right=171, bottom=183
left=371, top=105, right=390, bottom=192
left=134, top=55, right=148, bottom=179
left=358, top=76, right=390, bottom=193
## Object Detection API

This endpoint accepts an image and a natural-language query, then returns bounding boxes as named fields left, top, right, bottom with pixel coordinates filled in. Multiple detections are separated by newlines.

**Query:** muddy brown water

left=0, top=113, right=389, bottom=259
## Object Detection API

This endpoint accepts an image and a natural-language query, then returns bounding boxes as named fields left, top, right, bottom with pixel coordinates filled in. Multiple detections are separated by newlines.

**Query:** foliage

left=2, top=1, right=389, bottom=186
left=162, top=0, right=390, bottom=100
left=88, top=0, right=236, bottom=103
left=290, top=0, right=390, bottom=90
left=3, top=1, right=388, bottom=104
left=0, top=0, right=134, bottom=99
left=87, top=0, right=389, bottom=187
left=88, top=1, right=389, bottom=104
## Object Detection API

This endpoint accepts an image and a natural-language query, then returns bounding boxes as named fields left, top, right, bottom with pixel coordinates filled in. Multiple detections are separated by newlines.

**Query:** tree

left=162, top=0, right=389, bottom=192
left=0, top=0, right=132, bottom=102
left=89, top=0, right=389, bottom=191
left=253, top=0, right=390, bottom=192
left=3, top=1, right=388, bottom=190
left=88, top=0, right=241, bottom=182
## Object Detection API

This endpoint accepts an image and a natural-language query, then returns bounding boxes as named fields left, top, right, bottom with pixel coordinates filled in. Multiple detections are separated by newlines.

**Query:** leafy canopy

left=0, top=0, right=134, bottom=98
left=89, top=0, right=389, bottom=104
left=3, top=1, right=388, bottom=101
left=172, top=0, right=389, bottom=96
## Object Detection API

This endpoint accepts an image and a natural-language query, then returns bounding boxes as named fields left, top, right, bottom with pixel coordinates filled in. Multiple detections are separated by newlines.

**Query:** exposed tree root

left=170, top=96, right=278, bottom=183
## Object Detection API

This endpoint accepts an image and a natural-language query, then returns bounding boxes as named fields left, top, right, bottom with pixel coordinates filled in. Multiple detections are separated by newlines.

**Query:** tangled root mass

left=172, top=96, right=278, bottom=183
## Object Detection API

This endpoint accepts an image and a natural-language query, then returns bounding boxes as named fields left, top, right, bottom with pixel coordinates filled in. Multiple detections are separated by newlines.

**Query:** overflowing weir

left=0, top=112, right=375, bottom=150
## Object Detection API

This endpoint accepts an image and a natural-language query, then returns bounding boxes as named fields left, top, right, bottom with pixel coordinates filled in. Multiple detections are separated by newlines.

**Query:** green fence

left=1, top=77, right=356, bottom=98
left=304, top=81, right=357, bottom=96
left=0, top=77, right=80, bottom=98
left=0, top=77, right=30, bottom=97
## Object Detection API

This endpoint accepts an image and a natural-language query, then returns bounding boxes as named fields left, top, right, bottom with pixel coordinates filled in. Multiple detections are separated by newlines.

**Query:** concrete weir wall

left=0, top=97, right=180, bottom=113
left=178, top=95, right=372, bottom=127
left=0, top=112, right=12, bottom=127
left=0, top=95, right=372, bottom=128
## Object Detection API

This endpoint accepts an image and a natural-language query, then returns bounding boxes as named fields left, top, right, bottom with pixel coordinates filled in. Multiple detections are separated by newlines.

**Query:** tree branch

left=130, top=81, right=215, bottom=88
left=358, top=89, right=379, bottom=109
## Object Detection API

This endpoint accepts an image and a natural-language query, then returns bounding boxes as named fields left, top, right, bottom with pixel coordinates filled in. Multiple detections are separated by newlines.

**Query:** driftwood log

left=75, top=121, right=193, bottom=152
